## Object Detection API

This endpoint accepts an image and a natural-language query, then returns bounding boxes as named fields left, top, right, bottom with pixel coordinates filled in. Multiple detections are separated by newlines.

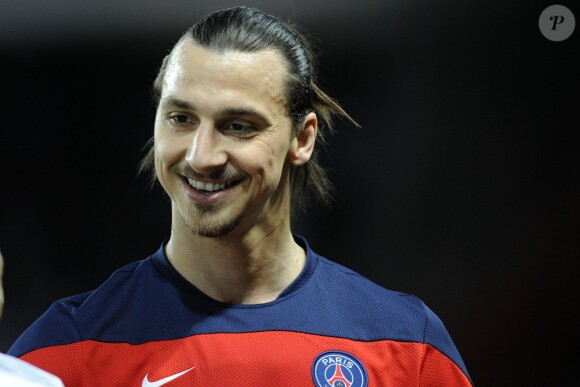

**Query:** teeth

left=186, top=178, right=231, bottom=192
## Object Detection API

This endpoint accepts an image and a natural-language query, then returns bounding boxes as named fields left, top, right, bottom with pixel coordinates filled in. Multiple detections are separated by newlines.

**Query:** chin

left=180, top=209, right=242, bottom=239
left=189, top=222, right=239, bottom=238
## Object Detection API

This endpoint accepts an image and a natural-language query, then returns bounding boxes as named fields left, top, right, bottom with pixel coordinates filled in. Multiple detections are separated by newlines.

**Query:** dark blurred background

left=0, top=0, right=577, bottom=385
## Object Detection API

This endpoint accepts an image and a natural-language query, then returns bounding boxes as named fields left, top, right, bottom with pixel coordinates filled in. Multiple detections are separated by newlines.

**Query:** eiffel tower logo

left=326, top=364, right=352, bottom=387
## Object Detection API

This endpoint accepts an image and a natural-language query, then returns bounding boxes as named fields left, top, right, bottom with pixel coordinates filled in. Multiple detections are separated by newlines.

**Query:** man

left=0, top=251, right=64, bottom=386
left=9, top=7, right=472, bottom=386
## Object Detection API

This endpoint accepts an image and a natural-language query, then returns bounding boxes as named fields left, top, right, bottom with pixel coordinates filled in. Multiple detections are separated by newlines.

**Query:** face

left=154, top=39, right=315, bottom=238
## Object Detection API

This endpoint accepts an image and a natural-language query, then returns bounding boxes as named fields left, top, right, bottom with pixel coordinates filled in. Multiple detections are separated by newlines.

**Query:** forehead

left=161, top=39, right=289, bottom=115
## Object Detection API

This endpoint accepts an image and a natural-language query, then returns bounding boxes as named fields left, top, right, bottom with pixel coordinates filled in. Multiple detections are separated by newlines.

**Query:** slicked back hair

left=140, top=6, right=358, bottom=213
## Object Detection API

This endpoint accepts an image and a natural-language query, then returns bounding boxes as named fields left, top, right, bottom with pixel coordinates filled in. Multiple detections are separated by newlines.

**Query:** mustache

left=175, top=165, right=247, bottom=182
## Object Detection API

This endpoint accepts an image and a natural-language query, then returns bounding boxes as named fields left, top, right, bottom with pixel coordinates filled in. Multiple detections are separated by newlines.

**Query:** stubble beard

left=178, top=201, right=241, bottom=238
left=171, top=165, right=247, bottom=238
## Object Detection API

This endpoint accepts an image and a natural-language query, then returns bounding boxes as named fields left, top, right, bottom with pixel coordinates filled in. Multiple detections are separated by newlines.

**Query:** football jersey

left=9, top=238, right=472, bottom=386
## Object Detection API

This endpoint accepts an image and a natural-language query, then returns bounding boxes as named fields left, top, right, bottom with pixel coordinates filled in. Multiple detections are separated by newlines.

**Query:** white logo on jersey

left=142, top=366, right=195, bottom=386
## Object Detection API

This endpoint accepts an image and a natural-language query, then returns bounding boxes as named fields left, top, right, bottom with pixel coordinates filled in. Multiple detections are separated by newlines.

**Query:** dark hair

left=140, top=6, right=358, bottom=212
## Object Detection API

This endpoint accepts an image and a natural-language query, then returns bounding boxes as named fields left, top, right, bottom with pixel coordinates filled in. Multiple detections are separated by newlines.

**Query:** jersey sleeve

left=8, top=300, right=85, bottom=386
left=420, top=302, right=473, bottom=386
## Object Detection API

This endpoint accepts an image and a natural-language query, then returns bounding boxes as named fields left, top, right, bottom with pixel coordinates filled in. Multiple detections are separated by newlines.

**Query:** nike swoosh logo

left=142, top=366, right=195, bottom=387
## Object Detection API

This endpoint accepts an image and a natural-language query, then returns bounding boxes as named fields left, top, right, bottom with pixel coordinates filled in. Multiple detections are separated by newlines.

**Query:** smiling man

left=153, top=41, right=315, bottom=304
left=9, top=7, right=472, bottom=386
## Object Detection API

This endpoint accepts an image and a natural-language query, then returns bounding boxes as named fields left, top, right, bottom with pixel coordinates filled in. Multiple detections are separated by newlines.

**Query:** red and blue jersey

left=9, top=238, right=472, bottom=386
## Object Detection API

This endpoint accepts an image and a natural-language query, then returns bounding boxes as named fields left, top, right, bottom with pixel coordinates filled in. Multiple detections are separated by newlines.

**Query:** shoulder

left=312, top=253, right=466, bottom=370
left=314, top=254, right=431, bottom=320
left=8, top=256, right=155, bottom=357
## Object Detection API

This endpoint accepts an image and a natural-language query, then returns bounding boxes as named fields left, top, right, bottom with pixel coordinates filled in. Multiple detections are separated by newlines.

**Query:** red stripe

left=21, top=331, right=471, bottom=386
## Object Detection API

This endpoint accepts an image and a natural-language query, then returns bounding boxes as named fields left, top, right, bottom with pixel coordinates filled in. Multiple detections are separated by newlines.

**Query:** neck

left=165, top=211, right=305, bottom=304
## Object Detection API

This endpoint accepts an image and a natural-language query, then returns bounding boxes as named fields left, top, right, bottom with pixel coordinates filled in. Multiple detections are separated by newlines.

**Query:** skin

left=154, top=39, right=318, bottom=304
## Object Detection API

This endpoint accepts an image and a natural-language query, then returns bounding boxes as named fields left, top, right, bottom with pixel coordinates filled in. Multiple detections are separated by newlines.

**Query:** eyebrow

left=161, top=96, right=271, bottom=125
left=162, top=97, right=193, bottom=109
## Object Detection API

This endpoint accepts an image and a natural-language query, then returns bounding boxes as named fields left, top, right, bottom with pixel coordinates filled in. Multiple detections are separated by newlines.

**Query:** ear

left=288, top=112, right=317, bottom=166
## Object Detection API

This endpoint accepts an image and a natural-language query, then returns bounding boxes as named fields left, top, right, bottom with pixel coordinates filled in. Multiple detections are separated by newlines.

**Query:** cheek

left=250, top=135, right=291, bottom=185
left=153, top=144, right=169, bottom=191
left=155, top=128, right=188, bottom=164
left=153, top=135, right=187, bottom=183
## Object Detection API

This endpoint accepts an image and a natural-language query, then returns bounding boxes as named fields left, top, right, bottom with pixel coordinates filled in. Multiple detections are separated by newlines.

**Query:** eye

left=224, top=122, right=256, bottom=137
left=168, top=113, right=195, bottom=127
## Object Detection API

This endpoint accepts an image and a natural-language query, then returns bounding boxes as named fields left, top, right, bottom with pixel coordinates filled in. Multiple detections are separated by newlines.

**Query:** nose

left=185, top=123, right=228, bottom=175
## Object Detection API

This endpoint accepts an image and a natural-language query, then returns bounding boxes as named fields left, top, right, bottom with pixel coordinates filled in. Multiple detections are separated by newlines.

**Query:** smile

left=185, top=177, right=236, bottom=193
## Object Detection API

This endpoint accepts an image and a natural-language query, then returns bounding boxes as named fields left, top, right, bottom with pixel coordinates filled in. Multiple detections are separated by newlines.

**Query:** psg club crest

left=312, top=351, right=368, bottom=387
